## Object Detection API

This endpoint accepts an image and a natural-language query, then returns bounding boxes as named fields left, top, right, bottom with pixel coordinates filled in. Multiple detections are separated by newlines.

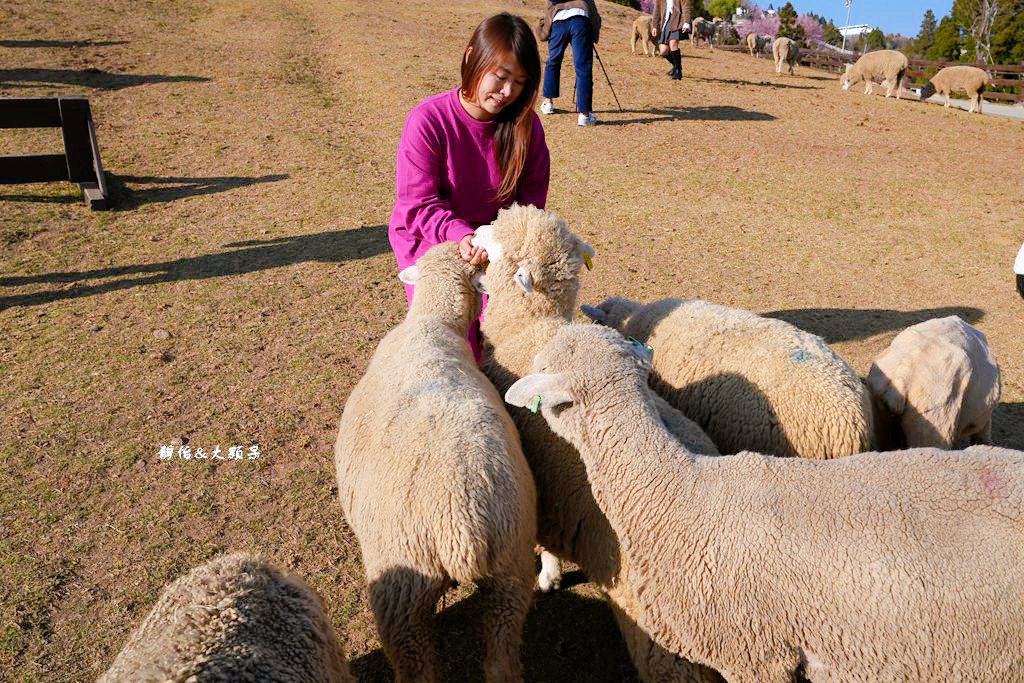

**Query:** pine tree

left=915, top=10, right=938, bottom=56
left=865, top=27, right=887, bottom=50
left=776, top=2, right=805, bottom=44
left=990, top=0, right=1024, bottom=63
left=824, top=20, right=843, bottom=46
left=928, top=15, right=963, bottom=61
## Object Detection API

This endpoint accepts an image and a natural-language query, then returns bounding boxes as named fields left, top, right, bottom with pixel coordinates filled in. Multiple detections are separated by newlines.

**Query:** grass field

left=2, top=0, right=1022, bottom=680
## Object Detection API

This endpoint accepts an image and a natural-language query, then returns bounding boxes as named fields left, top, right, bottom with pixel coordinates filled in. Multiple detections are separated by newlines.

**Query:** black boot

left=669, top=50, right=682, bottom=80
left=662, top=50, right=674, bottom=75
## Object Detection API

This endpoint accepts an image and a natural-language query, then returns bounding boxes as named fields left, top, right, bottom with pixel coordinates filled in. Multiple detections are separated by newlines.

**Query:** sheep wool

left=919, top=65, right=991, bottom=114
left=867, top=315, right=1001, bottom=449
left=99, top=552, right=353, bottom=682
left=840, top=49, right=909, bottom=99
left=772, top=36, right=799, bottom=75
left=583, top=296, right=873, bottom=459
left=473, top=205, right=721, bottom=683
left=631, top=15, right=657, bottom=57
left=335, top=242, right=536, bottom=682
left=508, top=324, right=1024, bottom=683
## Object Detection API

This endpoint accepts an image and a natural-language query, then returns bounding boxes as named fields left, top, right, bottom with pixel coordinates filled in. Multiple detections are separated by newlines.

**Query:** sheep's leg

left=944, top=93, right=951, bottom=108
left=977, top=94, right=984, bottom=114
left=368, top=567, right=446, bottom=683
left=970, top=92, right=980, bottom=114
left=475, top=558, right=533, bottom=683
left=537, top=549, right=562, bottom=591
left=864, top=81, right=872, bottom=95
left=969, top=419, right=993, bottom=445
left=900, top=414, right=954, bottom=449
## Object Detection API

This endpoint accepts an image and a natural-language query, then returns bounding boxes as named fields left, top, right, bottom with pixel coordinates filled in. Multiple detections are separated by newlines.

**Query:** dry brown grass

left=1, top=0, right=1022, bottom=680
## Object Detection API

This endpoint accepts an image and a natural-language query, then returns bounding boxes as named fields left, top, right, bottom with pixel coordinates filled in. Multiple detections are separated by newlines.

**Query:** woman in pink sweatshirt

left=388, top=12, right=550, bottom=362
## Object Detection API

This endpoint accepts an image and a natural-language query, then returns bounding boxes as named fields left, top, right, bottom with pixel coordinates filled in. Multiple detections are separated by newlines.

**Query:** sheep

left=507, top=323, right=1024, bottom=683
left=334, top=242, right=536, bottom=682
left=471, top=205, right=722, bottom=683
left=691, top=17, right=720, bottom=50
left=1016, top=241, right=1024, bottom=298
left=866, top=315, right=1001, bottom=450
left=839, top=49, right=909, bottom=99
left=746, top=32, right=770, bottom=57
left=772, top=36, right=799, bottom=75
left=631, top=14, right=658, bottom=57
left=581, top=296, right=873, bottom=460
left=919, top=65, right=992, bottom=114
left=100, top=552, right=353, bottom=682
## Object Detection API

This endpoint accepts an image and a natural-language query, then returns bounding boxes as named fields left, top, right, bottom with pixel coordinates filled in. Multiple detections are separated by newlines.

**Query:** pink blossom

left=796, top=14, right=824, bottom=45
left=639, top=0, right=654, bottom=14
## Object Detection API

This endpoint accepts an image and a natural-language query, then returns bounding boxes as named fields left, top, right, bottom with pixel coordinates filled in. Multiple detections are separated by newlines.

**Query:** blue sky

left=776, top=1, right=954, bottom=37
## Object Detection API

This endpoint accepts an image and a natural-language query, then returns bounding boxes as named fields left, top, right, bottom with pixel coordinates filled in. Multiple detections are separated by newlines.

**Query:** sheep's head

left=580, top=297, right=641, bottom=332
left=400, top=242, right=483, bottom=332
left=472, top=204, right=595, bottom=320
left=840, top=71, right=853, bottom=89
left=919, top=81, right=935, bottom=100
left=505, top=324, right=653, bottom=439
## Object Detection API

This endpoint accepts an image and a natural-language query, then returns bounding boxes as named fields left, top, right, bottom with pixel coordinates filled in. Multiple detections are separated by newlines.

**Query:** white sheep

left=772, top=36, right=799, bottom=75
left=631, top=15, right=658, bottom=57
left=1016, top=241, right=1024, bottom=298
left=472, top=205, right=721, bottom=683
left=334, top=242, right=536, bottom=682
left=920, top=65, right=992, bottom=114
left=582, top=296, right=873, bottom=460
left=866, top=315, right=1001, bottom=450
left=100, top=552, right=354, bottom=682
left=507, top=323, right=1024, bottom=683
left=840, top=49, right=909, bottom=99
left=746, top=32, right=770, bottom=57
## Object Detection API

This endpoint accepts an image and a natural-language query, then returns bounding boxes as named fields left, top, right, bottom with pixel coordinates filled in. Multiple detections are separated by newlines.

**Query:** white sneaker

left=578, top=113, right=597, bottom=126
left=540, top=100, right=555, bottom=115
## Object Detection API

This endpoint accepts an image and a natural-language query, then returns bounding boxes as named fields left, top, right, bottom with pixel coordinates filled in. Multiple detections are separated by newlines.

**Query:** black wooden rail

left=0, top=95, right=110, bottom=209
left=717, top=44, right=1024, bottom=103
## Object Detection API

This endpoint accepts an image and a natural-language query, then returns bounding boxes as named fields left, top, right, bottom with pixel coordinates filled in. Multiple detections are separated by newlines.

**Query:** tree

left=915, top=10, right=938, bottom=56
left=776, top=2, right=805, bottom=44
left=928, top=15, right=963, bottom=60
left=865, top=27, right=887, bottom=50
left=953, top=0, right=1006, bottom=63
left=824, top=20, right=843, bottom=46
left=990, top=0, right=1024, bottom=63
left=707, top=0, right=741, bottom=19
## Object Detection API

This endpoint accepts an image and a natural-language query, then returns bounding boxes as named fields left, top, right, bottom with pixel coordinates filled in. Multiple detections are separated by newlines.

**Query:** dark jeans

left=542, top=16, right=593, bottom=114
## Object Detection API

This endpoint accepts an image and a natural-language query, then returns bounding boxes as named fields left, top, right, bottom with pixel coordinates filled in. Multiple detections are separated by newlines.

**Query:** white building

left=838, top=24, right=871, bottom=39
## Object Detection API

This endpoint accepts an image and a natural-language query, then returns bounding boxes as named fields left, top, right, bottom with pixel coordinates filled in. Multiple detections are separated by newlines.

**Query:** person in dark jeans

left=538, top=0, right=601, bottom=126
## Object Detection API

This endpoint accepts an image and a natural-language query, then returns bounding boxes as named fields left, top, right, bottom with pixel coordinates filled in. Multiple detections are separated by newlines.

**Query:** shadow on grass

left=0, top=39, right=129, bottom=48
left=762, top=306, right=985, bottom=344
left=351, top=583, right=641, bottom=682
left=0, top=224, right=390, bottom=310
left=0, top=67, right=209, bottom=90
left=693, top=76, right=821, bottom=90
left=595, top=105, right=775, bottom=125
left=107, top=173, right=291, bottom=210
left=992, top=402, right=1024, bottom=451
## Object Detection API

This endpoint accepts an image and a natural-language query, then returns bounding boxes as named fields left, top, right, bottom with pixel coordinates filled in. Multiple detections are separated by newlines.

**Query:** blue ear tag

left=627, top=338, right=653, bottom=359
left=583, top=251, right=593, bottom=271
left=530, top=395, right=541, bottom=413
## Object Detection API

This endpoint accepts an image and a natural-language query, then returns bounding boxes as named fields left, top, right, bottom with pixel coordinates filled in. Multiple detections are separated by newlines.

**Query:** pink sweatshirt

left=388, top=87, right=550, bottom=273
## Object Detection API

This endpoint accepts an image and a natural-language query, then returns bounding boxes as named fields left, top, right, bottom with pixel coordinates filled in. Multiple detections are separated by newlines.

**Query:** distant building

left=838, top=24, right=871, bottom=39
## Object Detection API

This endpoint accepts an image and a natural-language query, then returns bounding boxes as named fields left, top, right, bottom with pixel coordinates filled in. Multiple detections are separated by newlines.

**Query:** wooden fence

left=716, top=44, right=1024, bottom=104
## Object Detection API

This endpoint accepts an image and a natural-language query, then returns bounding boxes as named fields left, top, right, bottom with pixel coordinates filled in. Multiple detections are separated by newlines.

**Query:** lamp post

left=841, top=0, right=853, bottom=52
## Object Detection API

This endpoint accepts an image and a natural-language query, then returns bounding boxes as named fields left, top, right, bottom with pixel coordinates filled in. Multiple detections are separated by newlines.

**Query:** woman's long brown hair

left=461, top=13, right=541, bottom=202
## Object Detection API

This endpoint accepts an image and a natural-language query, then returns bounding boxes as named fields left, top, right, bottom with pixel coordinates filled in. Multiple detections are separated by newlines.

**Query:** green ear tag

left=583, top=251, right=593, bottom=271
left=529, top=395, right=541, bottom=413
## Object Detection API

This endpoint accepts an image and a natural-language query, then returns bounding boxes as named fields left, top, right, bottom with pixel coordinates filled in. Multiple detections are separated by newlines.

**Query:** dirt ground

left=1, top=0, right=1022, bottom=680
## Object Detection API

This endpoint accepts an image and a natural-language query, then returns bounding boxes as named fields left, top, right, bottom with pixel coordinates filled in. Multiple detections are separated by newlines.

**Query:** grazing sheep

left=100, top=552, right=353, bottom=682
left=920, top=65, right=992, bottom=114
left=507, top=323, right=1024, bottom=683
left=840, top=49, right=909, bottom=99
left=472, top=205, right=721, bottom=683
left=1016, top=241, right=1024, bottom=298
left=691, top=17, right=720, bottom=50
left=866, top=316, right=1001, bottom=450
left=746, top=32, right=770, bottom=57
left=772, top=36, right=799, bottom=75
left=631, top=14, right=658, bottom=57
left=334, top=242, right=536, bottom=683
left=581, top=297, right=873, bottom=459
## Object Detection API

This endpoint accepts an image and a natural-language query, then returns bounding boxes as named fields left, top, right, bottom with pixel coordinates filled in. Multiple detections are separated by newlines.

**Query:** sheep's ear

left=472, top=225, right=504, bottom=262
left=580, top=304, right=607, bottom=323
left=505, top=373, right=574, bottom=413
left=398, top=265, right=420, bottom=284
left=514, top=266, right=534, bottom=293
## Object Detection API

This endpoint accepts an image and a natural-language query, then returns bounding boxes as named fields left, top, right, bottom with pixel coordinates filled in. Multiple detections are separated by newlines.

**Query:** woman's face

left=467, top=51, right=528, bottom=120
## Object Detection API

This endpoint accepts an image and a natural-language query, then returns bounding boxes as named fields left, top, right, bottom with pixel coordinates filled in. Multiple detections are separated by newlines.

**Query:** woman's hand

left=459, top=234, right=488, bottom=265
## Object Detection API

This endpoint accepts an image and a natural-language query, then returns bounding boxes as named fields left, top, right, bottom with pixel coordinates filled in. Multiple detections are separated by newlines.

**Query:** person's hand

left=459, top=234, right=488, bottom=266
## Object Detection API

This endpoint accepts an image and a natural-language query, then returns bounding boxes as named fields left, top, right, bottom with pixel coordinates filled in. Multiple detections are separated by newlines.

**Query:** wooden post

left=0, top=95, right=110, bottom=209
